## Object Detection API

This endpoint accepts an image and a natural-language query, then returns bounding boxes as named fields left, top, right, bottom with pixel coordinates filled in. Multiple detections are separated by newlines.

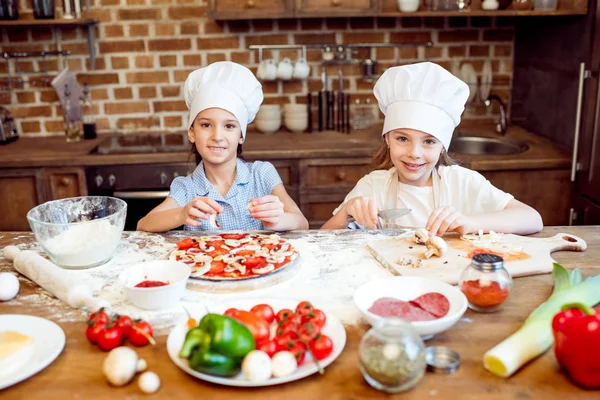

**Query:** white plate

left=0, top=315, right=66, bottom=390
left=459, top=63, right=478, bottom=103
left=479, top=60, right=493, bottom=102
left=166, top=298, right=346, bottom=387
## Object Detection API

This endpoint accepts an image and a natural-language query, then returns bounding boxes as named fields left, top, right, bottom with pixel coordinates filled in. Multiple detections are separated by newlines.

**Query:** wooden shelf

left=378, top=9, right=588, bottom=16
left=0, top=18, right=98, bottom=28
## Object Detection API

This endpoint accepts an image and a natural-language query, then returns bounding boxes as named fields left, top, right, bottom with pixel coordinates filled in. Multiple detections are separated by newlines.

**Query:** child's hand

left=248, top=195, right=284, bottom=228
left=426, top=206, right=471, bottom=237
left=345, top=196, right=378, bottom=230
left=182, top=197, right=223, bottom=227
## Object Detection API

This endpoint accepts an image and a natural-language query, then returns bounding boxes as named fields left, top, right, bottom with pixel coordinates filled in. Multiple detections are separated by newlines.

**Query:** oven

left=86, top=163, right=195, bottom=230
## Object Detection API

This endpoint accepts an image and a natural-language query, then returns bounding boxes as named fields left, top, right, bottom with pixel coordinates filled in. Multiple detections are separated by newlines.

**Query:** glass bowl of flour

left=27, top=196, right=127, bottom=269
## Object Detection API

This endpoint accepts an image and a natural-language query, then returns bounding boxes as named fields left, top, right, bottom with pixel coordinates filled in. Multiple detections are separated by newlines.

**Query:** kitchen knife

left=345, top=93, right=351, bottom=134
left=347, top=208, right=411, bottom=225
left=307, top=92, right=312, bottom=133
left=338, top=69, right=344, bottom=132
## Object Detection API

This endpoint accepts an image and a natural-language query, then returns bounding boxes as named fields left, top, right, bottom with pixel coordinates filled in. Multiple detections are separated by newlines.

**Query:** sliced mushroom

left=252, top=264, right=275, bottom=275
left=209, top=213, right=220, bottom=229
left=230, top=261, right=247, bottom=275
left=424, top=236, right=448, bottom=259
left=224, top=239, right=241, bottom=248
left=221, top=245, right=231, bottom=251
left=222, top=254, right=245, bottom=264
left=267, top=254, right=286, bottom=264
left=413, top=228, right=430, bottom=245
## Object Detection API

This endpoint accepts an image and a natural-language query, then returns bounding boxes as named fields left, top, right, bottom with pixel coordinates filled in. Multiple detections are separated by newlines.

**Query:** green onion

left=483, top=263, right=600, bottom=377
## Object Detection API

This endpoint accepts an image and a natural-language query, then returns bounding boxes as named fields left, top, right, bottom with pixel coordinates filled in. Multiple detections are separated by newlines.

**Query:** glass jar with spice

left=458, top=253, right=512, bottom=313
left=358, top=318, right=426, bottom=393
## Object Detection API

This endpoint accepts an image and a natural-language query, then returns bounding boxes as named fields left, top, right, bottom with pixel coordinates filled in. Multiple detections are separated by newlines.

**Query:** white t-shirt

left=333, top=165, right=514, bottom=228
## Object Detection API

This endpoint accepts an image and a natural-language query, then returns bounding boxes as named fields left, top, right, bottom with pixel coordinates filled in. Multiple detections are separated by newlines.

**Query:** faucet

left=484, top=94, right=507, bottom=135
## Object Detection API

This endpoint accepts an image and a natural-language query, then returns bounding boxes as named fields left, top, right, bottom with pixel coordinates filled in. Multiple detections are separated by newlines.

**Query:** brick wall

left=0, top=1, right=514, bottom=137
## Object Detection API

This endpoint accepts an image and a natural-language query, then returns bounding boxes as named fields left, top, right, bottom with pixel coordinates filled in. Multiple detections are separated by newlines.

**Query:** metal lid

left=471, top=253, right=504, bottom=272
left=425, top=346, right=461, bottom=374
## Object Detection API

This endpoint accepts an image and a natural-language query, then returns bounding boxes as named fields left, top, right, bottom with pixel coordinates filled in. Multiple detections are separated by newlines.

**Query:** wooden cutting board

left=366, top=232, right=587, bottom=284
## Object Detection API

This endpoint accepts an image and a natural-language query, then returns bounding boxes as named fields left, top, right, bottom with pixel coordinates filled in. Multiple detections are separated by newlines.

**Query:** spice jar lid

left=425, top=346, right=461, bottom=374
left=471, top=253, right=504, bottom=271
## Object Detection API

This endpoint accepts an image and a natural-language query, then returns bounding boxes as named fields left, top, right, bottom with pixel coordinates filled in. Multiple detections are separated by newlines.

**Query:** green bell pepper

left=179, top=314, right=256, bottom=377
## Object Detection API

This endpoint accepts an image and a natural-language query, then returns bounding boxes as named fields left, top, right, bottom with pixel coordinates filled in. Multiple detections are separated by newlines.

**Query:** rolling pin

left=3, top=246, right=109, bottom=312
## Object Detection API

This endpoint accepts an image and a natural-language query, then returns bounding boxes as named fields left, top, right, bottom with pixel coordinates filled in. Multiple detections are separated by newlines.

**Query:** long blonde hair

left=372, top=134, right=457, bottom=171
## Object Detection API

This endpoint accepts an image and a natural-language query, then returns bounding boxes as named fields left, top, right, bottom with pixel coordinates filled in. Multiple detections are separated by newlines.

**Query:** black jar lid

left=471, top=253, right=504, bottom=271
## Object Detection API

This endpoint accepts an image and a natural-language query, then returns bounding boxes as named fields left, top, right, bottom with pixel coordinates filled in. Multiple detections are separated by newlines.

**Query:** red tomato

left=206, top=241, right=226, bottom=251
left=232, top=310, right=270, bottom=345
left=85, top=320, right=106, bottom=344
left=235, top=250, right=255, bottom=257
left=258, top=340, right=278, bottom=358
left=275, top=331, right=298, bottom=351
left=251, top=304, right=275, bottom=324
left=176, top=238, right=198, bottom=250
left=276, top=320, right=297, bottom=337
left=297, top=322, right=321, bottom=343
left=224, top=308, right=239, bottom=317
left=220, top=234, right=247, bottom=240
left=97, top=326, right=123, bottom=351
left=295, top=301, right=315, bottom=318
left=283, top=340, right=306, bottom=366
left=209, top=261, right=228, bottom=274
left=89, top=310, right=110, bottom=325
left=242, top=257, right=268, bottom=269
left=275, top=309, right=296, bottom=324
left=302, top=309, right=327, bottom=328
left=129, top=321, right=154, bottom=347
left=115, top=315, right=133, bottom=338
left=309, top=334, right=333, bottom=361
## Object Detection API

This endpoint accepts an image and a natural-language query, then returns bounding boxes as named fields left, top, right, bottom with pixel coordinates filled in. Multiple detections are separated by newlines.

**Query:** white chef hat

left=373, top=62, right=469, bottom=149
left=184, top=61, right=263, bottom=138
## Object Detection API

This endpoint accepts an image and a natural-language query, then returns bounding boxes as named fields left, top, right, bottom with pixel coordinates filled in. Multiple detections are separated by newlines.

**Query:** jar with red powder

left=458, top=253, right=512, bottom=313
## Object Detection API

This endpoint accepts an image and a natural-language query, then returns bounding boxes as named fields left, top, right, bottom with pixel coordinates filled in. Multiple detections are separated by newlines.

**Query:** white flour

left=42, top=219, right=122, bottom=268
left=2, top=230, right=406, bottom=334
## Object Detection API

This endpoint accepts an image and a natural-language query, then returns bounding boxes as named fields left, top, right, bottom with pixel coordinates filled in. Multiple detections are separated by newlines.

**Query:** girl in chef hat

left=138, top=61, right=308, bottom=232
left=322, top=62, right=542, bottom=236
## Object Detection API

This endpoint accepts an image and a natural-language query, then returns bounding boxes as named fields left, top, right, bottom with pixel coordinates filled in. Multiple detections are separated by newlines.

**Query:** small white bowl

left=255, top=118, right=282, bottom=134
left=120, top=260, right=191, bottom=310
left=353, top=276, right=467, bottom=339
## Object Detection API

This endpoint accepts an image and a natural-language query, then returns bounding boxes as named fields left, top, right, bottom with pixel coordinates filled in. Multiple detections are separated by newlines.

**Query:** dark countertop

left=0, top=124, right=571, bottom=171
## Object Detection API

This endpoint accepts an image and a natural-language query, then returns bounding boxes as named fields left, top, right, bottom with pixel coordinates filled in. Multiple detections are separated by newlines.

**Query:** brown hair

left=372, top=134, right=457, bottom=171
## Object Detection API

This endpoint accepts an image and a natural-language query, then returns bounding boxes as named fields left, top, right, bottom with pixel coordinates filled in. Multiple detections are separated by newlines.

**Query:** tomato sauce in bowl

left=135, top=280, right=169, bottom=288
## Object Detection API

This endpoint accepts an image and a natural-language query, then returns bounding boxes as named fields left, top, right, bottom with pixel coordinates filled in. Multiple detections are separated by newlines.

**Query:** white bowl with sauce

left=119, top=260, right=191, bottom=310
left=353, top=276, right=468, bottom=339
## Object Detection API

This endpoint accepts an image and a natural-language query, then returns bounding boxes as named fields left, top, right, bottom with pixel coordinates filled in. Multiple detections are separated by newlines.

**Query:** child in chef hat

left=138, top=61, right=308, bottom=232
left=322, top=62, right=542, bottom=236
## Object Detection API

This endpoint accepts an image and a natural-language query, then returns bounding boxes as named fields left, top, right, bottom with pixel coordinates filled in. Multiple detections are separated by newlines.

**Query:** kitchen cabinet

left=208, top=0, right=295, bottom=20
left=295, top=0, right=377, bottom=17
left=0, top=167, right=88, bottom=231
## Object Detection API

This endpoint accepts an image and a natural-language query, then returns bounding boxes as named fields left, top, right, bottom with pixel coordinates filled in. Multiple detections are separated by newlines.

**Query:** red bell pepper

left=552, top=302, right=600, bottom=389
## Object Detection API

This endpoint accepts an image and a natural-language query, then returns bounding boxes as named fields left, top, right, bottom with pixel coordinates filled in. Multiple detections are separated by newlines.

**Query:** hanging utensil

left=338, top=70, right=344, bottom=133
left=318, top=66, right=326, bottom=131
left=307, top=92, right=312, bottom=133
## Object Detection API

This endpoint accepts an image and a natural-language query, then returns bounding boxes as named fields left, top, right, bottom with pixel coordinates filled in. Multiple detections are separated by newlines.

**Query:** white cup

left=284, top=113, right=308, bottom=133
left=398, top=0, right=420, bottom=12
left=293, top=57, right=310, bottom=80
left=277, top=58, right=294, bottom=81
left=257, top=59, right=277, bottom=81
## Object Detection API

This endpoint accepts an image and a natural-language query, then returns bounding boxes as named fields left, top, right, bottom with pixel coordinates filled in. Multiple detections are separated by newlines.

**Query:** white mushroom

left=252, top=264, right=275, bottom=275
left=138, top=371, right=160, bottom=394
left=424, top=236, right=448, bottom=259
left=136, top=359, right=147, bottom=373
left=395, top=256, right=422, bottom=268
left=271, top=351, right=297, bottom=378
left=209, top=213, right=220, bottom=229
left=241, top=350, right=272, bottom=382
left=413, top=228, right=430, bottom=245
left=103, top=347, right=141, bottom=387
left=224, top=239, right=241, bottom=247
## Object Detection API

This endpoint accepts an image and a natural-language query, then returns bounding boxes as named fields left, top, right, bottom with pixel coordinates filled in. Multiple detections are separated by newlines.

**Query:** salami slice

left=368, top=297, right=437, bottom=322
left=410, top=292, right=450, bottom=318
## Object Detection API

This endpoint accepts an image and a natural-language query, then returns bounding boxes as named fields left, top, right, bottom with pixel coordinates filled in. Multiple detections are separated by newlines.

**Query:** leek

left=483, top=263, right=600, bottom=378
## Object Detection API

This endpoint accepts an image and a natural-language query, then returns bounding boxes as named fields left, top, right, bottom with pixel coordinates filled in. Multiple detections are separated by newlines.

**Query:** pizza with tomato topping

left=170, top=233, right=298, bottom=280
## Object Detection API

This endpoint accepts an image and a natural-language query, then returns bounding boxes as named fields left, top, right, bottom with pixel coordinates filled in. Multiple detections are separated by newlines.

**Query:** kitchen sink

left=449, top=136, right=529, bottom=156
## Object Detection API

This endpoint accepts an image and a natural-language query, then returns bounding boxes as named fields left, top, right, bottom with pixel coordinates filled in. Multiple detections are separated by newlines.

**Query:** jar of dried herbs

left=359, top=318, right=426, bottom=393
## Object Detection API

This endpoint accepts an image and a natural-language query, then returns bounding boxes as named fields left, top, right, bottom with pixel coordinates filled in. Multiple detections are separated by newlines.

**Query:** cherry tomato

left=251, top=304, right=275, bottom=324
left=275, top=309, right=296, bottom=324
left=295, top=301, right=315, bottom=318
left=297, top=322, right=321, bottom=343
left=258, top=340, right=278, bottom=358
left=275, top=331, right=298, bottom=351
left=276, top=320, right=297, bottom=337
left=176, top=238, right=198, bottom=250
left=114, top=315, right=134, bottom=338
left=232, top=310, right=270, bottom=345
left=242, top=257, right=268, bottom=269
left=220, top=234, right=247, bottom=240
left=89, top=309, right=110, bottom=325
left=129, top=321, right=154, bottom=347
left=283, top=340, right=306, bottom=366
left=224, top=308, right=239, bottom=317
left=302, top=309, right=327, bottom=328
left=209, top=260, right=228, bottom=275
left=309, top=334, right=333, bottom=361
left=97, top=325, right=123, bottom=351
left=85, top=320, right=106, bottom=344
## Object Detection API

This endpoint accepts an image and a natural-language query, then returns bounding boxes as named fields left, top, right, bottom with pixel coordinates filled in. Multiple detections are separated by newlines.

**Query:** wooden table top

left=1, top=227, right=599, bottom=399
